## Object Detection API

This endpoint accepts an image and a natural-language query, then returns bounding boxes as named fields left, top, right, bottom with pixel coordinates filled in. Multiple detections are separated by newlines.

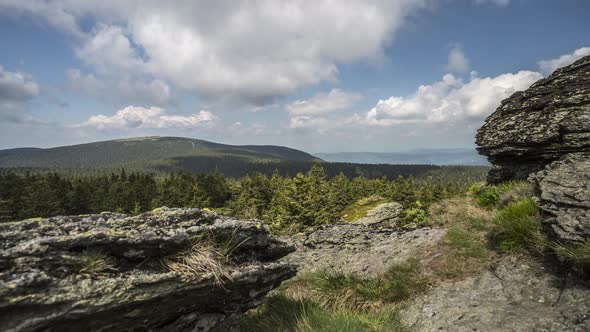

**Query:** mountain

left=0, top=136, right=319, bottom=170
left=315, top=149, right=489, bottom=166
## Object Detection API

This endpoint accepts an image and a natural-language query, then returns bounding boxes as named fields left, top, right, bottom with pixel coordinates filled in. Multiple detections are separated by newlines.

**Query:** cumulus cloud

left=79, top=106, right=217, bottom=130
left=538, top=47, right=590, bottom=75
left=446, top=44, right=469, bottom=73
left=66, top=69, right=172, bottom=106
left=287, top=89, right=362, bottom=116
left=0, top=0, right=429, bottom=104
left=0, top=65, right=40, bottom=122
left=363, top=70, right=542, bottom=127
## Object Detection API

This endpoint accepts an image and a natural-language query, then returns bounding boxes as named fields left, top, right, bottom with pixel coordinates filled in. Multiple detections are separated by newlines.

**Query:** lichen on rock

left=0, top=207, right=296, bottom=332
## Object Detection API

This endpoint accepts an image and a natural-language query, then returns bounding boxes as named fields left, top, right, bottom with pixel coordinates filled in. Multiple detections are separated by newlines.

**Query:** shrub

left=239, top=295, right=407, bottom=332
left=492, top=198, right=546, bottom=253
left=402, top=201, right=428, bottom=226
left=474, top=186, right=500, bottom=208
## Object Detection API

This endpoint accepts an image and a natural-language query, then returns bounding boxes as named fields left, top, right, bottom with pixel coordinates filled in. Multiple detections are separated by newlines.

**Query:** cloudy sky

left=0, top=0, right=588, bottom=152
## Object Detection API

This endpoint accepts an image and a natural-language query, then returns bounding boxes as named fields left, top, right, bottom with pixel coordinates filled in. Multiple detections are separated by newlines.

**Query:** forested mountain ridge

left=0, top=136, right=320, bottom=169
left=316, top=149, right=489, bottom=166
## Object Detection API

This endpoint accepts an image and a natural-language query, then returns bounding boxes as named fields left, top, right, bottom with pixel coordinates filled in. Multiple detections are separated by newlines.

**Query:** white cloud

left=0, top=65, right=40, bottom=122
left=474, top=0, right=510, bottom=6
left=66, top=69, right=172, bottom=106
left=0, top=0, right=429, bottom=104
left=446, top=44, right=469, bottom=73
left=538, top=47, right=590, bottom=75
left=286, top=89, right=362, bottom=116
left=363, top=70, right=542, bottom=127
left=79, top=106, right=217, bottom=130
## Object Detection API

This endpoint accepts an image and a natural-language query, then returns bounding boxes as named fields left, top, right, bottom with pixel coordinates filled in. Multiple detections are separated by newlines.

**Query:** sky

left=0, top=0, right=588, bottom=153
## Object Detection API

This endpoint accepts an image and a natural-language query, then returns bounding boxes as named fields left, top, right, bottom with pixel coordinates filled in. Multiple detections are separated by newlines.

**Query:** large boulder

left=0, top=208, right=295, bottom=332
left=476, top=55, right=590, bottom=244
left=476, top=55, right=590, bottom=184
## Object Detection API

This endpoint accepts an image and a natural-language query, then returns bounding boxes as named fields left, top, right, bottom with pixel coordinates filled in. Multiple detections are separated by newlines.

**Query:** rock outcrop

left=476, top=55, right=590, bottom=184
left=286, top=222, right=444, bottom=276
left=353, top=202, right=403, bottom=226
left=0, top=208, right=295, bottom=332
left=476, top=55, right=590, bottom=244
left=402, top=255, right=590, bottom=331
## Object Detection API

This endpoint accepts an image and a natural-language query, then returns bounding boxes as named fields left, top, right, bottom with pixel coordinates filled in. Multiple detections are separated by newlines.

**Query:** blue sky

left=0, top=0, right=588, bottom=152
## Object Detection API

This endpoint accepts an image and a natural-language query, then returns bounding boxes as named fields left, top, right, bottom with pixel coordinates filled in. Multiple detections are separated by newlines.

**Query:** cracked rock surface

left=476, top=55, right=590, bottom=184
left=401, top=256, right=590, bottom=332
left=0, top=208, right=295, bottom=332
left=285, top=223, right=445, bottom=276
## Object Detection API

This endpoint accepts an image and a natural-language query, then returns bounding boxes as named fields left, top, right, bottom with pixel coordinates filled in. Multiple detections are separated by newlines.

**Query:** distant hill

left=315, top=149, right=489, bottom=166
left=0, top=136, right=319, bottom=170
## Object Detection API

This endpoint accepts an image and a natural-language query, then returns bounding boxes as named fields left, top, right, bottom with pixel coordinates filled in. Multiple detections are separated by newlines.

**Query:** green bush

left=492, top=198, right=546, bottom=252
left=403, top=201, right=428, bottom=226
left=239, top=295, right=407, bottom=332
left=474, top=186, right=500, bottom=208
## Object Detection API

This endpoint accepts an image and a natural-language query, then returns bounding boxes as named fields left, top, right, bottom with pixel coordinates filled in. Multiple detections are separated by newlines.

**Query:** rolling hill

left=0, top=136, right=319, bottom=170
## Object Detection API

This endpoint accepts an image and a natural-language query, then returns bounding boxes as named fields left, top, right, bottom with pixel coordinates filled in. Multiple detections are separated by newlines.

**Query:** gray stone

left=530, top=153, right=590, bottom=243
left=0, top=208, right=296, bottom=332
left=285, top=222, right=445, bottom=276
left=401, top=256, right=590, bottom=332
left=476, top=55, right=590, bottom=184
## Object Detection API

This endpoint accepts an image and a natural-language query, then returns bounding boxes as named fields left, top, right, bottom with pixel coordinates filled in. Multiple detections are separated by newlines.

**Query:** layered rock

left=0, top=208, right=295, bottom=332
left=476, top=55, right=590, bottom=244
left=476, top=55, right=590, bottom=183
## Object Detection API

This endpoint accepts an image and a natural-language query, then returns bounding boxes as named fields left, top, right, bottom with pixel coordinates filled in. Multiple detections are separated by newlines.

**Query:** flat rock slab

left=286, top=224, right=445, bottom=276
left=401, top=256, right=590, bottom=332
left=354, top=202, right=403, bottom=226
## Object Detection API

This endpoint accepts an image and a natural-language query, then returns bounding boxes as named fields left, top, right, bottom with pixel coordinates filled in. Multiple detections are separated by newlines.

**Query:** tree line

left=0, top=164, right=475, bottom=231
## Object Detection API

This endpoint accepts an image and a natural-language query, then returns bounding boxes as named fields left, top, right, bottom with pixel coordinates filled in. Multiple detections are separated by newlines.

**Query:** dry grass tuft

left=79, top=250, right=115, bottom=274
left=428, top=196, right=495, bottom=229
left=162, top=242, right=233, bottom=284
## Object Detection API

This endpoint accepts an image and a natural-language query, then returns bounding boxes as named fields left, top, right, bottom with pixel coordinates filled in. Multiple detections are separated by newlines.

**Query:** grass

left=161, top=241, right=233, bottom=284
left=552, top=240, right=590, bottom=273
left=240, top=295, right=407, bottom=332
left=78, top=250, right=115, bottom=274
left=492, top=198, right=546, bottom=253
left=341, top=195, right=388, bottom=222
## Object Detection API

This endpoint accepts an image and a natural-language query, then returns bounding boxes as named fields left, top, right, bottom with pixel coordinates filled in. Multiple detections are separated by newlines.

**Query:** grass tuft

left=161, top=242, right=233, bottom=284
left=78, top=250, right=115, bottom=274
left=492, top=198, right=546, bottom=253
left=240, top=295, right=408, bottom=332
left=552, top=240, right=590, bottom=272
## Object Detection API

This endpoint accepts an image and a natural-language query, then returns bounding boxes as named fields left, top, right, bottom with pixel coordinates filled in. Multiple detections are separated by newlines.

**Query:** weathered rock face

left=286, top=222, right=445, bottom=276
left=476, top=55, right=590, bottom=244
left=476, top=55, right=590, bottom=184
left=0, top=208, right=295, bottom=332
left=531, top=153, right=590, bottom=243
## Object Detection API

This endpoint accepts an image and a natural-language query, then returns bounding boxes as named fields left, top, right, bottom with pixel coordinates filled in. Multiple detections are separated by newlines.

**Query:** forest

left=0, top=163, right=485, bottom=232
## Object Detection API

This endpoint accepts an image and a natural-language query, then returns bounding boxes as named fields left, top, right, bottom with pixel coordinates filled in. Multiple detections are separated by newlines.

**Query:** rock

left=476, top=55, right=590, bottom=184
left=401, top=256, right=590, bottom=331
left=285, top=222, right=445, bottom=276
left=0, top=208, right=296, bottom=332
left=530, top=153, right=590, bottom=243
left=353, top=202, right=403, bottom=226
